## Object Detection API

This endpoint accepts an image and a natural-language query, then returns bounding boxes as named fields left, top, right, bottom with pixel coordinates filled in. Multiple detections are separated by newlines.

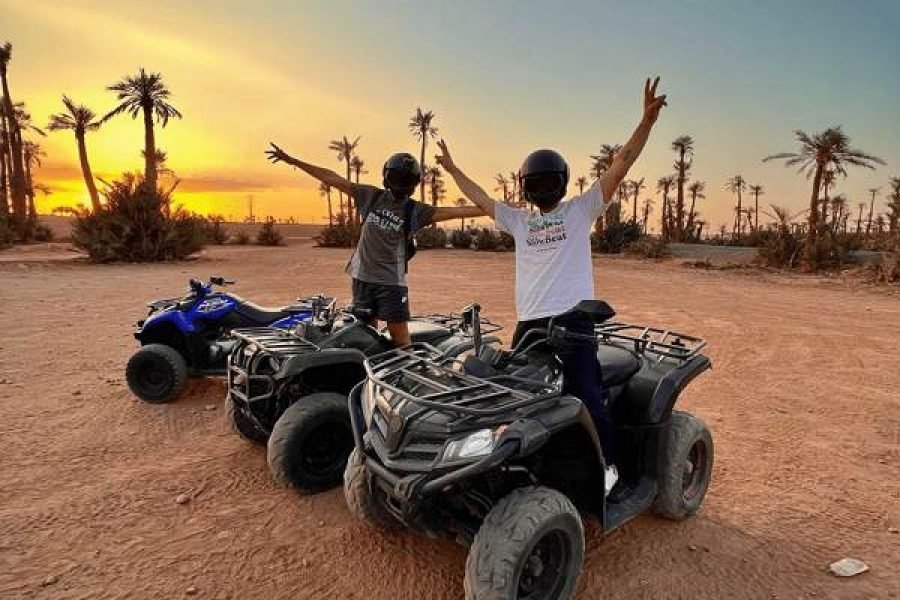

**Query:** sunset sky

left=4, top=0, right=900, bottom=230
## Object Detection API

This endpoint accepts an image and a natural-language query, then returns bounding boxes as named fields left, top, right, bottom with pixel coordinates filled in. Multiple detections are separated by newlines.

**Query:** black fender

left=647, top=355, right=711, bottom=423
left=134, top=321, right=196, bottom=365
left=276, top=348, right=368, bottom=395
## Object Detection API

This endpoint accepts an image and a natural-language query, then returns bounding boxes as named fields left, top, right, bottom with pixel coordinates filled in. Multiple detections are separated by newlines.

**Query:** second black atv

left=225, top=304, right=500, bottom=494
left=344, top=301, right=714, bottom=600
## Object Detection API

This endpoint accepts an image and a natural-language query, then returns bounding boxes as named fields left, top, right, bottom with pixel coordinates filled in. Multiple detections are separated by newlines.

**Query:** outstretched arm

left=435, top=139, right=498, bottom=219
left=265, top=142, right=353, bottom=196
left=599, top=77, right=667, bottom=201
left=431, top=206, right=485, bottom=224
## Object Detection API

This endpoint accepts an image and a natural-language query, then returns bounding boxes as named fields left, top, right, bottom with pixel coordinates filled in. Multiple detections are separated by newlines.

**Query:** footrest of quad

left=605, top=476, right=657, bottom=531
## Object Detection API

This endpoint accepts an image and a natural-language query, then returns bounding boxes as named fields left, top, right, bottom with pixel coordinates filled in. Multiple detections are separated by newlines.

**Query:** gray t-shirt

left=345, top=185, right=437, bottom=286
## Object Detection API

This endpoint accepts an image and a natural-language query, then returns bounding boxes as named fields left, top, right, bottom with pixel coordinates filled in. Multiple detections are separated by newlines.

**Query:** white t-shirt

left=495, top=182, right=606, bottom=321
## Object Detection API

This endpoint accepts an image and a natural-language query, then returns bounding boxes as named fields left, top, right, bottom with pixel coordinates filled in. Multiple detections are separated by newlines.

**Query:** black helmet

left=519, top=149, right=569, bottom=210
left=383, top=153, right=422, bottom=198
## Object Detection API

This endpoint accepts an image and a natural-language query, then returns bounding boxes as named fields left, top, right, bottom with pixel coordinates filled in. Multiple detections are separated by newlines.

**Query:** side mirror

left=460, top=303, right=483, bottom=356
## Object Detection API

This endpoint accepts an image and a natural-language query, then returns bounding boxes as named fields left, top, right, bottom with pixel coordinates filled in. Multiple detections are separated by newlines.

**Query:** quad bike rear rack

left=596, top=323, right=706, bottom=363
left=365, top=343, right=558, bottom=418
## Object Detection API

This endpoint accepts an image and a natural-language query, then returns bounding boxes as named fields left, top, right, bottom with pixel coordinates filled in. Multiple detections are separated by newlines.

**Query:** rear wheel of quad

left=655, top=411, right=714, bottom=520
left=225, top=393, right=268, bottom=444
left=267, top=392, right=354, bottom=494
left=464, top=486, right=584, bottom=600
left=125, top=344, right=188, bottom=403
left=343, top=448, right=399, bottom=531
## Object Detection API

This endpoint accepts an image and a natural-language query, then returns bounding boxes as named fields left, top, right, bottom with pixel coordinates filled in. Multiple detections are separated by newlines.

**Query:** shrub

left=0, top=215, right=14, bottom=248
left=256, top=217, right=284, bottom=246
left=32, top=223, right=54, bottom=242
left=626, top=236, right=670, bottom=259
left=72, top=175, right=206, bottom=262
left=498, top=231, right=515, bottom=251
left=873, top=248, right=900, bottom=283
left=591, top=221, right=642, bottom=254
left=233, top=231, right=250, bottom=245
left=474, top=228, right=499, bottom=251
left=450, top=229, right=473, bottom=249
left=414, top=226, right=447, bottom=249
left=204, top=214, right=229, bottom=244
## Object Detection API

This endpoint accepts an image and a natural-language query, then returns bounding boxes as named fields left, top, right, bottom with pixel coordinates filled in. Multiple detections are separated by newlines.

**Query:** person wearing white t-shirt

left=437, top=77, right=667, bottom=497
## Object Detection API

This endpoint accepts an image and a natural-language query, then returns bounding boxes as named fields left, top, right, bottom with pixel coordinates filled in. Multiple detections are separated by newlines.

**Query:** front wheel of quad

left=267, top=392, right=354, bottom=494
left=343, top=448, right=399, bottom=531
left=464, top=486, right=584, bottom=600
left=655, top=410, right=714, bottom=520
left=225, top=394, right=269, bottom=444
left=125, top=344, right=188, bottom=403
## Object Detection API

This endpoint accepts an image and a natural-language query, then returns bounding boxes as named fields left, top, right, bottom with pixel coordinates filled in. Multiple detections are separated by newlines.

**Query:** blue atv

left=126, top=276, right=333, bottom=404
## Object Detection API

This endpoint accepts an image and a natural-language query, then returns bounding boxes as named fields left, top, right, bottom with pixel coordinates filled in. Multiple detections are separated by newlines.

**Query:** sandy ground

left=0, top=241, right=898, bottom=600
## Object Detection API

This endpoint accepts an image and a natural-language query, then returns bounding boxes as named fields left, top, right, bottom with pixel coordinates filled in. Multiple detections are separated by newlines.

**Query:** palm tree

left=724, top=175, right=747, bottom=238
left=318, top=181, right=334, bottom=227
left=763, top=127, right=885, bottom=264
left=630, top=177, right=646, bottom=223
left=409, top=108, right=437, bottom=202
left=820, top=169, right=835, bottom=222
left=22, top=140, right=45, bottom=219
left=641, top=198, right=654, bottom=234
left=686, top=180, right=706, bottom=237
left=350, top=155, right=367, bottom=184
left=575, top=176, right=587, bottom=195
left=494, top=173, right=509, bottom=203
left=455, top=197, right=468, bottom=231
left=865, top=188, right=879, bottom=238
left=427, top=166, right=445, bottom=209
left=589, top=144, right=620, bottom=179
left=748, top=184, right=765, bottom=232
left=0, top=42, right=28, bottom=230
left=656, top=175, right=675, bottom=240
left=328, top=135, right=360, bottom=222
left=671, top=135, right=694, bottom=240
left=887, top=177, right=900, bottom=235
left=103, top=68, right=182, bottom=192
left=856, top=202, right=867, bottom=234
left=47, top=96, right=103, bottom=212
left=830, top=194, right=848, bottom=233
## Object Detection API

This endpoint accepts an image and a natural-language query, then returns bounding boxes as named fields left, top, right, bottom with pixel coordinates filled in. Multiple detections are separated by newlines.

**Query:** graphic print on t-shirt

left=366, top=207, right=404, bottom=234
left=525, top=213, right=568, bottom=252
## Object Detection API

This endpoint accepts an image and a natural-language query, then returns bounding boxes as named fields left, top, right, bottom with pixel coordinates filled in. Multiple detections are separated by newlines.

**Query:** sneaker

left=604, top=464, right=619, bottom=496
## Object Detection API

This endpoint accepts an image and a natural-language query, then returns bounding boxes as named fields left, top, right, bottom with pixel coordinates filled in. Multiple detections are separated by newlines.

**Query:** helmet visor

left=385, top=169, right=420, bottom=189
left=522, top=173, right=565, bottom=195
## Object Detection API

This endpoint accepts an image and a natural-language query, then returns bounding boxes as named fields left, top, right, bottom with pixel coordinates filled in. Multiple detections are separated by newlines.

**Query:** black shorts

left=351, top=279, right=410, bottom=323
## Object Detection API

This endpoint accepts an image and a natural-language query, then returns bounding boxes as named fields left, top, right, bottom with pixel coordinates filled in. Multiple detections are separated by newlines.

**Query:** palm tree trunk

left=804, top=165, right=823, bottom=265
left=419, top=134, right=426, bottom=203
left=76, top=133, right=102, bottom=212
left=346, top=159, right=355, bottom=225
left=866, top=194, right=875, bottom=238
left=0, top=134, right=8, bottom=217
left=754, top=192, right=759, bottom=232
left=326, top=189, right=334, bottom=228
left=661, top=193, right=668, bottom=240
left=675, top=149, right=686, bottom=240
left=632, top=188, right=638, bottom=224
left=1, top=66, right=28, bottom=233
left=686, top=191, right=697, bottom=238
left=142, top=102, right=157, bottom=191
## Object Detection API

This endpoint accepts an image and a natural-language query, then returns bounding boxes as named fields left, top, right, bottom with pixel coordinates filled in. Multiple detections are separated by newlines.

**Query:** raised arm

left=431, top=205, right=485, bottom=224
left=599, top=77, right=667, bottom=201
left=265, top=142, right=353, bottom=196
left=435, top=139, right=498, bottom=219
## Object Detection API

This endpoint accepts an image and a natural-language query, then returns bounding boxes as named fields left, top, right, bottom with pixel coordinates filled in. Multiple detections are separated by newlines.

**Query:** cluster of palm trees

left=763, top=126, right=897, bottom=262
left=1, top=38, right=182, bottom=239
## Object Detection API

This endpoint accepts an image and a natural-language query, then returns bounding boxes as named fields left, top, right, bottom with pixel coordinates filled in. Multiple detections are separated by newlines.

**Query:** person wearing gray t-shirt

left=265, top=146, right=485, bottom=345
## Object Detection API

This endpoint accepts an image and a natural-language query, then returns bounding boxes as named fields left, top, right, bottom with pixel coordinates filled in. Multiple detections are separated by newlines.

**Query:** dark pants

left=512, top=312, right=618, bottom=466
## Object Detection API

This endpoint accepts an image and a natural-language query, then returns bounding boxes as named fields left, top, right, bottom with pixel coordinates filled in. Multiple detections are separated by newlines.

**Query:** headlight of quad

left=442, top=428, right=501, bottom=462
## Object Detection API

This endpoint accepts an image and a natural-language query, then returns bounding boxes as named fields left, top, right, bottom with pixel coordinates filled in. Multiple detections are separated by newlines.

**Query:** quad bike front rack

left=228, top=327, right=320, bottom=404
left=596, top=323, right=707, bottom=363
left=365, top=343, right=558, bottom=419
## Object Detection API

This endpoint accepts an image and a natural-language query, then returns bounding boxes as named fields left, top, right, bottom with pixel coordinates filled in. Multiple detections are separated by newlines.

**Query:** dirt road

left=1, top=241, right=897, bottom=599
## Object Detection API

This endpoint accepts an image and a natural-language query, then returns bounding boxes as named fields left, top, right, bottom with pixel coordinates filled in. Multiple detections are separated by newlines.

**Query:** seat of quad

left=234, top=301, right=292, bottom=325
left=597, top=344, right=642, bottom=387
left=406, top=321, right=454, bottom=345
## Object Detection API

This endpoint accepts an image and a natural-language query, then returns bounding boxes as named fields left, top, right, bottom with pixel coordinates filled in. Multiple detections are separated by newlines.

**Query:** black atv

left=344, top=301, right=713, bottom=600
left=226, top=304, right=501, bottom=495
